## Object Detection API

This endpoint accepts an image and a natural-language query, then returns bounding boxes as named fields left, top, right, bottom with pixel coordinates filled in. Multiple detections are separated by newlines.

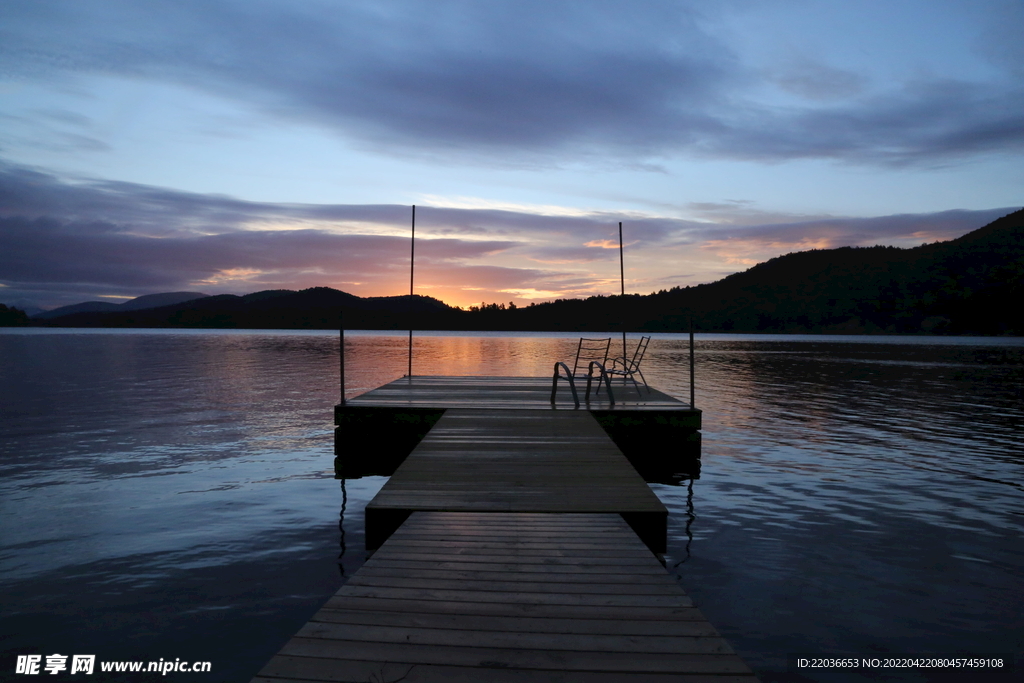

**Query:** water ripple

left=1, top=330, right=1021, bottom=681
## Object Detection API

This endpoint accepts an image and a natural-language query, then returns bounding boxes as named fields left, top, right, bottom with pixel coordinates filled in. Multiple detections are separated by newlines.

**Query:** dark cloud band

left=2, top=0, right=1020, bottom=166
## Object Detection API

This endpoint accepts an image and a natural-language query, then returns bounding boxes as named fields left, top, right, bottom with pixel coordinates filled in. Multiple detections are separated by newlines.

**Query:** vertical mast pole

left=619, top=221, right=626, bottom=365
left=408, top=205, right=415, bottom=377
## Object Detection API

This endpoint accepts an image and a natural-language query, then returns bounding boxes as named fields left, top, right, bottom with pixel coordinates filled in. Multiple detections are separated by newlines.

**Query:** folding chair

left=607, top=335, right=651, bottom=393
left=571, top=337, right=611, bottom=378
left=551, top=337, right=614, bottom=407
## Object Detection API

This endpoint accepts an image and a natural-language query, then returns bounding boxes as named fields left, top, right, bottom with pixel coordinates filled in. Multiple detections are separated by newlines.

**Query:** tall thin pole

left=689, top=317, right=695, bottom=408
left=408, top=205, right=415, bottom=377
left=339, top=311, right=345, bottom=404
left=619, top=221, right=626, bottom=364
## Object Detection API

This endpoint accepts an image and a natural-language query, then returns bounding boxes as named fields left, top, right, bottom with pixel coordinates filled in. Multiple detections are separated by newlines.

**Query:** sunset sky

left=1, top=0, right=1021, bottom=311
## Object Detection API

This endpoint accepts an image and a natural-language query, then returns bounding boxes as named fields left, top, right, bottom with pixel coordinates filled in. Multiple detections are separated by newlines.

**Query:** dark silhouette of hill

left=36, top=287, right=464, bottom=330
left=34, top=292, right=209, bottom=319
left=0, top=304, right=30, bottom=326
left=28, top=208, right=1022, bottom=335
left=466, top=208, right=1023, bottom=335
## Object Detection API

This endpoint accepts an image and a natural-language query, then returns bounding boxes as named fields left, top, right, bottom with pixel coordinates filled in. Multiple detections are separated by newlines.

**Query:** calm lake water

left=1, top=329, right=1021, bottom=682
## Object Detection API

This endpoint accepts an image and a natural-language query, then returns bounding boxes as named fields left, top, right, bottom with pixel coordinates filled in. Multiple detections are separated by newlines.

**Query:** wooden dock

left=334, top=376, right=701, bottom=480
left=253, top=375, right=752, bottom=681
left=254, top=512, right=755, bottom=682
left=364, top=407, right=668, bottom=552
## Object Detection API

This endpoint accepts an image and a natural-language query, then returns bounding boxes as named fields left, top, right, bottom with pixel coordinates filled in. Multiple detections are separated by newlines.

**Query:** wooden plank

left=255, top=660, right=755, bottom=683
left=363, top=547, right=659, bottom=562
left=277, top=638, right=748, bottom=674
left=310, top=608, right=719, bottom=636
left=363, top=559, right=667, bottom=574
left=388, top=525, right=633, bottom=536
left=293, top=621, right=735, bottom=654
left=253, top=512, right=756, bottom=682
left=355, top=567, right=677, bottom=584
left=319, top=595, right=706, bottom=620
left=334, top=585, right=694, bottom=607
left=343, top=576, right=687, bottom=596
left=375, top=539, right=657, bottom=551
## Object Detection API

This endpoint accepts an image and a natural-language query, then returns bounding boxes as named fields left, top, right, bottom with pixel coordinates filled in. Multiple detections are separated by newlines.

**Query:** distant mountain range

left=27, top=288, right=461, bottom=330
left=7, top=208, right=1021, bottom=335
left=32, top=292, right=210, bottom=319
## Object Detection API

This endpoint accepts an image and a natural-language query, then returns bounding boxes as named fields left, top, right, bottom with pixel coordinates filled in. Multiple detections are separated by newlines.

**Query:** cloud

left=0, top=161, right=412, bottom=235
left=714, top=79, right=1024, bottom=165
left=0, top=160, right=1015, bottom=309
left=0, top=161, right=620, bottom=307
left=973, top=0, right=1024, bottom=77
left=768, top=60, right=867, bottom=102
left=0, top=212, right=527, bottom=290
left=2, top=0, right=1020, bottom=166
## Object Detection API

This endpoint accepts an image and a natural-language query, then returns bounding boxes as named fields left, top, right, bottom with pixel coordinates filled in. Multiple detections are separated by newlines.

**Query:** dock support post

left=689, top=317, right=695, bottom=408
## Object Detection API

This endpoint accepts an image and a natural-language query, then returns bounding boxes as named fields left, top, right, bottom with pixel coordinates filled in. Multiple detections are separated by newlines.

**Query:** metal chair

left=571, top=337, right=611, bottom=378
left=607, top=335, right=651, bottom=394
left=551, top=338, right=614, bottom=407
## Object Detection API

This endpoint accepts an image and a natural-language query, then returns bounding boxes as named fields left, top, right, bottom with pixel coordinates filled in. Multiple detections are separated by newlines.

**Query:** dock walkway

left=365, top=408, right=668, bottom=552
left=254, top=511, right=755, bottom=682
left=253, top=376, right=753, bottom=681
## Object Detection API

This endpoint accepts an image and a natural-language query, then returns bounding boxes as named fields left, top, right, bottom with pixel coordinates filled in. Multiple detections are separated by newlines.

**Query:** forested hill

left=21, top=208, right=1023, bottom=334
left=475, top=207, right=1024, bottom=335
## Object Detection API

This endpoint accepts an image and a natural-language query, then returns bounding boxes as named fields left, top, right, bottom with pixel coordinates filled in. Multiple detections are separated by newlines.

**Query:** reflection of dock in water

left=254, top=376, right=756, bottom=681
